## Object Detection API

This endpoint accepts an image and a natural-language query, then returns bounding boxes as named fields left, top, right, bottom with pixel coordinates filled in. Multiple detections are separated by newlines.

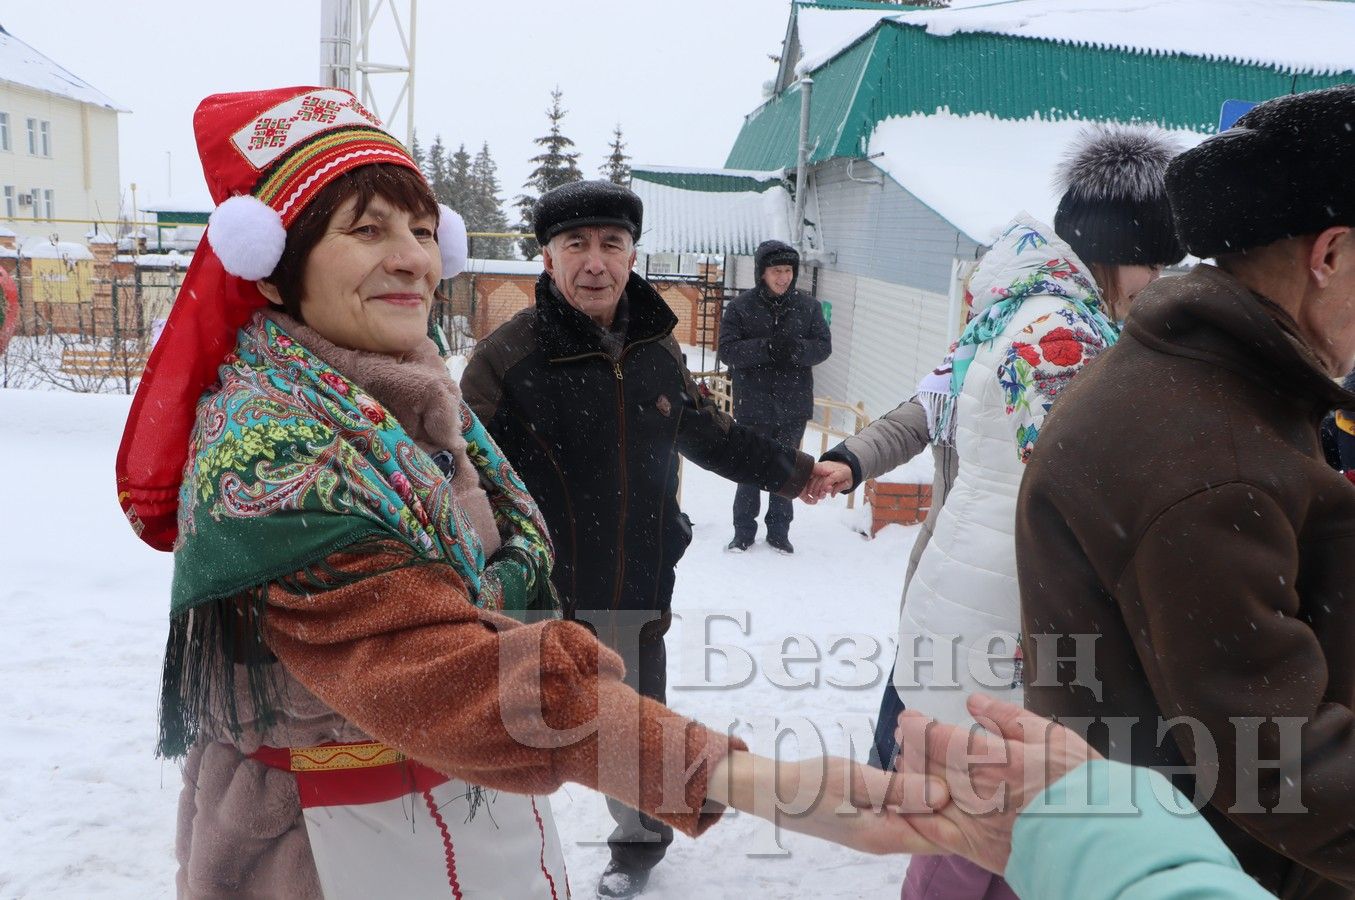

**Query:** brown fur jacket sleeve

left=262, top=547, right=742, bottom=837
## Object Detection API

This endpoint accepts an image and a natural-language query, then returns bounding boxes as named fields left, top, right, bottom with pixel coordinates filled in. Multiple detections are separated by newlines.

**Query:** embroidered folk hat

left=117, top=86, right=467, bottom=551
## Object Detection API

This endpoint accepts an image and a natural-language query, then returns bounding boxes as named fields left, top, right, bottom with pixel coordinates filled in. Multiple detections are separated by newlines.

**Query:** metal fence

left=0, top=257, right=182, bottom=394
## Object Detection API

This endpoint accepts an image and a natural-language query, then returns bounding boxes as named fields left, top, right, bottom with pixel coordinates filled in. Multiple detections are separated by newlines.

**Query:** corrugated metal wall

left=727, top=254, right=758, bottom=291
left=811, top=267, right=857, bottom=412
left=813, top=158, right=982, bottom=294
left=845, top=275, right=951, bottom=419
left=802, top=159, right=969, bottom=420
left=809, top=267, right=951, bottom=422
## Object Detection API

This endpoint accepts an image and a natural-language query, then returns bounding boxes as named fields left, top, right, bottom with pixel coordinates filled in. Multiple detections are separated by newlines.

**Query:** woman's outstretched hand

left=801, top=461, right=853, bottom=503
left=893, top=693, right=1101, bottom=874
left=708, top=750, right=951, bottom=855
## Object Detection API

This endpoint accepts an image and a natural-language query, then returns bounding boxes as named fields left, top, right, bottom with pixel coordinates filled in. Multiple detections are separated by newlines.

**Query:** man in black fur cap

left=462, top=180, right=820, bottom=899
left=719, top=239, right=832, bottom=554
left=1017, top=86, right=1355, bottom=899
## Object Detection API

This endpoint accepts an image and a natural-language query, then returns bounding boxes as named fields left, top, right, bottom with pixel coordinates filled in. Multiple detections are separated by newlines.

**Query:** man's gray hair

left=546, top=225, right=636, bottom=253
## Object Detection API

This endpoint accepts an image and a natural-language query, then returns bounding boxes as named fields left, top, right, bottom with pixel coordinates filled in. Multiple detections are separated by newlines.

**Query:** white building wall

left=727, top=254, right=757, bottom=291
left=809, top=266, right=856, bottom=422
left=0, top=84, right=121, bottom=242
left=844, top=275, right=952, bottom=420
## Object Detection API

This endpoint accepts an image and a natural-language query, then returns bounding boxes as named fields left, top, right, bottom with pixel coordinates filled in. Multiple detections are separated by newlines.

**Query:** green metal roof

left=146, top=209, right=209, bottom=225
left=727, top=17, right=1355, bottom=171
left=631, top=168, right=786, bottom=192
left=796, top=1, right=933, bottom=9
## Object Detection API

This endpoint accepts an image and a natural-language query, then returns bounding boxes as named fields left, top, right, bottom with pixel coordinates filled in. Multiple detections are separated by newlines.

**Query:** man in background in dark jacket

left=719, top=240, right=831, bottom=554
left=1017, top=86, right=1355, bottom=899
left=462, top=181, right=817, bottom=900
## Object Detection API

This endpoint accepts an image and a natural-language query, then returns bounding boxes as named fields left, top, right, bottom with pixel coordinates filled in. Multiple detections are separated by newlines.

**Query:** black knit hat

left=1053, top=125, right=1185, bottom=267
left=1167, top=85, right=1355, bottom=259
left=754, top=239, right=799, bottom=280
left=533, top=179, right=643, bottom=245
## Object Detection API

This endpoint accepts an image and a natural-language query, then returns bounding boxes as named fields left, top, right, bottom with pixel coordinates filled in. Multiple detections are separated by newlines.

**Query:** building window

left=3, top=186, right=13, bottom=218
left=43, top=189, right=54, bottom=219
left=0, top=113, right=9, bottom=151
left=26, top=119, right=50, bottom=156
left=30, top=187, right=40, bottom=219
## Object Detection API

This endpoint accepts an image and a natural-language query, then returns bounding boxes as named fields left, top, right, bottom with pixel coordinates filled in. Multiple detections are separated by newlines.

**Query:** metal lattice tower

left=320, top=0, right=417, bottom=144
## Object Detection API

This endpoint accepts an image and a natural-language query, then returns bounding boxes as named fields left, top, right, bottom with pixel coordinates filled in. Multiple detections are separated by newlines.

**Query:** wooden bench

left=59, top=347, right=149, bottom=378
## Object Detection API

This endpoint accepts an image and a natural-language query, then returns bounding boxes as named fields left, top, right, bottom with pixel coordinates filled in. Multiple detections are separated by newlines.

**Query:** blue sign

left=1219, top=99, right=1260, bottom=131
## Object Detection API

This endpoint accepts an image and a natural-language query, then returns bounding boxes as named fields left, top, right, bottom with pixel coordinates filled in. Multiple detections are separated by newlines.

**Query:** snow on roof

left=0, top=26, right=126, bottom=111
left=868, top=112, right=1207, bottom=246
left=794, top=7, right=899, bottom=76
left=19, top=238, right=94, bottom=261
left=141, top=192, right=215, bottom=214
left=899, top=0, right=1355, bottom=76
left=115, top=251, right=192, bottom=268
left=633, top=164, right=785, bottom=181
left=0, top=226, right=16, bottom=238
left=461, top=258, right=543, bottom=277
left=632, top=177, right=793, bottom=255
left=795, top=0, right=1355, bottom=78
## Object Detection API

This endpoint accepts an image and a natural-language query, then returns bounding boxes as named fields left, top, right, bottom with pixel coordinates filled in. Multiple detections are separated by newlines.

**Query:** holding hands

left=708, top=750, right=951, bottom=855
left=802, top=460, right=854, bottom=503
left=705, top=695, right=1101, bottom=865
left=892, top=693, right=1101, bottom=874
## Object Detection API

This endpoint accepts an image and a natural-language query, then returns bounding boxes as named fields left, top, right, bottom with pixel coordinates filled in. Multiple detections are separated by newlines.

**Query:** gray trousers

left=575, top=609, right=675, bottom=872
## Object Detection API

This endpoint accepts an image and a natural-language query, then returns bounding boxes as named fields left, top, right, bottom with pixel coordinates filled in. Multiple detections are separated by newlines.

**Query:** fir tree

left=469, top=142, right=513, bottom=259
left=410, top=130, right=425, bottom=172
left=425, top=136, right=451, bottom=207
left=446, top=143, right=474, bottom=213
left=600, top=124, right=631, bottom=186
left=515, top=87, right=583, bottom=258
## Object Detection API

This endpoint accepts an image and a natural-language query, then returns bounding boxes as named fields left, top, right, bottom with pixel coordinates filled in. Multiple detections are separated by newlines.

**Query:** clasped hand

left=892, top=693, right=1101, bottom=874
left=801, top=460, right=853, bottom=504
left=705, top=694, right=1098, bottom=865
left=708, top=751, right=953, bottom=855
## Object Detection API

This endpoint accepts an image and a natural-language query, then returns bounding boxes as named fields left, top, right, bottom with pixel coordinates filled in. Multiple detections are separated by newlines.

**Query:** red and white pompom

left=207, top=195, right=287, bottom=281
left=437, top=203, right=468, bottom=278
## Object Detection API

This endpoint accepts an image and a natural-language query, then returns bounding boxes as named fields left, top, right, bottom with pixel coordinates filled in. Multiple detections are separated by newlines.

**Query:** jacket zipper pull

left=613, top=359, right=624, bottom=381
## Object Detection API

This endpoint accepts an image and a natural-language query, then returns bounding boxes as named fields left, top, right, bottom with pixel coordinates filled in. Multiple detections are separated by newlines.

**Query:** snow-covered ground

left=0, top=386, right=920, bottom=899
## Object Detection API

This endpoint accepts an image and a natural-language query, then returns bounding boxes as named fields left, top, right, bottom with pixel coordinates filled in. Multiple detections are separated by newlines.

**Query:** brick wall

left=455, top=270, right=717, bottom=348
left=863, top=479, right=933, bottom=536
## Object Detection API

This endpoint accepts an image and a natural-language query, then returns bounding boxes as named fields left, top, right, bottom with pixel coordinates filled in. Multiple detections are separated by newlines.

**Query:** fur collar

left=263, top=309, right=464, bottom=455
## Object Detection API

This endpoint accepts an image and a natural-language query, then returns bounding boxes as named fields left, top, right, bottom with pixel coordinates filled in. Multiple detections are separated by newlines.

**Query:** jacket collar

left=756, top=284, right=797, bottom=307
left=534, top=271, right=677, bottom=361
left=1124, top=263, right=1355, bottom=415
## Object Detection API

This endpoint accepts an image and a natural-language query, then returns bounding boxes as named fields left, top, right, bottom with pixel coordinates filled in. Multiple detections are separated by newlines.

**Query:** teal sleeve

left=1004, top=760, right=1273, bottom=900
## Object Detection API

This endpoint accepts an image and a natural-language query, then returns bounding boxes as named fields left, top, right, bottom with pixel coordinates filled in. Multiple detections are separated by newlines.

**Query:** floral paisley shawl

left=923, top=215, right=1119, bottom=445
left=998, top=305, right=1114, bottom=463
left=173, top=313, right=551, bottom=614
left=160, top=314, right=553, bottom=755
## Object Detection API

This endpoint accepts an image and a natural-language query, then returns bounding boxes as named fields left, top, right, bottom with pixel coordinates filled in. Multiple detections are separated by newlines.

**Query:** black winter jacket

left=462, top=273, right=814, bottom=614
left=719, top=286, right=831, bottom=424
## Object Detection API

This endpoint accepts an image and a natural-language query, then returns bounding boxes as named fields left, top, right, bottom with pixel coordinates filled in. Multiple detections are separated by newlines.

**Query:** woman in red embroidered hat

left=115, top=87, right=948, bottom=899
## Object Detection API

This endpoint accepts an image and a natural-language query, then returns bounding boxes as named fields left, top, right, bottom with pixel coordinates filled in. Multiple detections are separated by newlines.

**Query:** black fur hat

left=754, top=239, right=799, bottom=278
left=533, top=180, right=643, bottom=246
left=1054, top=125, right=1185, bottom=267
left=1167, top=85, right=1355, bottom=259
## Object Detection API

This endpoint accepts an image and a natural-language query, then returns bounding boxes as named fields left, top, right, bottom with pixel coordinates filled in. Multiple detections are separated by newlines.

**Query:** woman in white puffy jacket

left=814, top=126, right=1187, bottom=900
